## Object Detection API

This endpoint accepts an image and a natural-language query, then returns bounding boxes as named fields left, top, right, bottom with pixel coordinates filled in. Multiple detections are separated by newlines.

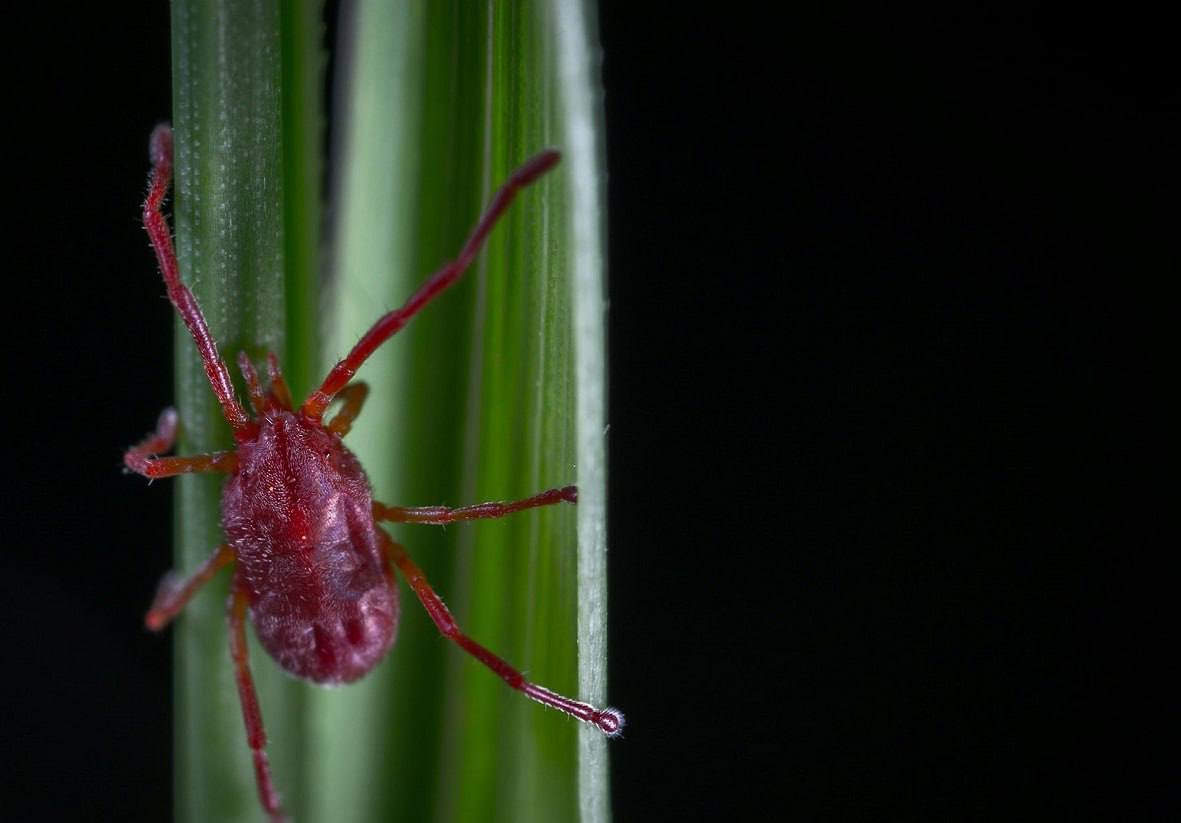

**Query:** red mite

left=126, top=124, right=623, bottom=822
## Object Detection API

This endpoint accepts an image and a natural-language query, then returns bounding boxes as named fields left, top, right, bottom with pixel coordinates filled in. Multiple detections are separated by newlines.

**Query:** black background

left=2, top=2, right=1171, bottom=820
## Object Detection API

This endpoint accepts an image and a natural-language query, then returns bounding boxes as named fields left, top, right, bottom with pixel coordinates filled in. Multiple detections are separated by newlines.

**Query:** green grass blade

left=308, top=3, right=430, bottom=821
left=320, top=2, right=610, bottom=821
left=167, top=2, right=606, bottom=820
left=553, top=3, right=613, bottom=821
left=280, top=0, right=326, bottom=402
left=170, top=2, right=322, bottom=820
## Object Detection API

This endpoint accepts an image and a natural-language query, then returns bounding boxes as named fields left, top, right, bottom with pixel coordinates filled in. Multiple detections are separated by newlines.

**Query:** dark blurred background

left=1, top=2, right=1171, bottom=820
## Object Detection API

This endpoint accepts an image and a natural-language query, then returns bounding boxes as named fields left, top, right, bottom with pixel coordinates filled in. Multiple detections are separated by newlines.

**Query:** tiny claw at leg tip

left=596, top=707, right=626, bottom=737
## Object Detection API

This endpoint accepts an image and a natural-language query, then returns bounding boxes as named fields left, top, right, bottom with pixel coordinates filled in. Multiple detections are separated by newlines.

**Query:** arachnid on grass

left=125, top=124, right=624, bottom=822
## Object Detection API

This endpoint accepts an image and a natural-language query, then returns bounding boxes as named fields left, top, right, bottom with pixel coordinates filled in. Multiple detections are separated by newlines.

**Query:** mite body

left=225, top=410, right=397, bottom=685
left=126, top=124, right=622, bottom=823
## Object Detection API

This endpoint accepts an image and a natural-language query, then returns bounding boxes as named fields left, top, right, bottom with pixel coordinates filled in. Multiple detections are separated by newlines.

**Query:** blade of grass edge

left=551, top=3, right=614, bottom=821
left=449, top=2, right=578, bottom=820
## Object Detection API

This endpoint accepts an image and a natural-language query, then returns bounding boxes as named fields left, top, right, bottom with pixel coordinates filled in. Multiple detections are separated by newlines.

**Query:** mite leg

left=229, top=584, right=287, bottom=823
left=326, top=382, right=370, bottom=436
left=144, top=125, right=252, bottom=436
left=374, top=485, right=576, bottom=525
left=380, top=531, right=624, bottom=737
left=124, top=407, right=238, bottom=478
left=144, top=544, right=235, bottom=631
left=127, top=452, right=237, bottom=479
left=303, top=150, right=562, bottom=420
left=124, top=407, right=177, bottom=466
left=237, top=352, right=269, bottom=415
left=265, top=352, right=294, bottom=411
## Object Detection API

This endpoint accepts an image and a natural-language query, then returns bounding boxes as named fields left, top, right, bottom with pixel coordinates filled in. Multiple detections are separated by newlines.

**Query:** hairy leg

left=228, top=584, right=287, bottom=823
left=381, top=531, right=623, bottom=736
left=266, top=352, right=294, bottom=411
left=124, top=407, right=237, bottom=478
left=303, top=150, right=561, bottom=420
left=326, top=382, right=370, bottom=436
left=374, top=485, right=576, bottom=525
left=144, top=544, right=235, bottom=631
left=143, top=125, right=251, bottom=436
left=237, top=352, right=268, bottom=414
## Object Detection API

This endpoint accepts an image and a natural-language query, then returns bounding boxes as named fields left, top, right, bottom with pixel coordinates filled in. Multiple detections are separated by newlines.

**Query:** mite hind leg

left=379, top=531, right=623, bottom=736
left=373, top=485, right=576, bottom=525
left=229, top=582, right=287, bottom=823
left=124, top=407, right=238, bottom=478
left=145, top=544, right=235, bottom=631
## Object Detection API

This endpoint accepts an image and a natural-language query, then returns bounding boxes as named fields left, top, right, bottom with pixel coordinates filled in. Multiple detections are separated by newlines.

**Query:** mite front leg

left=124, top=406, right=177, bottom=467
left=373, top=485, right=576, bottom=525
left=144, top=126, right=252, bottom=435
left=128, top=452, right=238, bottom=479
left=302, top=149, right=561, bottom=420
left=237, top=352, right=269, bottom=415
left=266, top=353, right=294, bottom=411
left=228, top=584, right=287, bottom=823
left=124, top=407, right=238, bottom=478
left=145, top=544, right=235, bottom=631
left=380, top=531, right=624, bottom=737
left=326, top=382, right=370, bottom=436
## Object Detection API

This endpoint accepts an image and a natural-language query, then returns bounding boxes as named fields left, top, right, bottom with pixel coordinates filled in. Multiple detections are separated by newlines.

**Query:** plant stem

left=166, top=2, right=607, bottom=820
left=170, top=2, right=322, bottom=820
left=323, top=2, right=612, bottom=821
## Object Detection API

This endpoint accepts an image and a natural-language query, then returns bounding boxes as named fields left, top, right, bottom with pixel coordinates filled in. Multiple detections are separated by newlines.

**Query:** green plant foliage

left=170, top=2, right=322, bottom=820
left=168, top=1, right=608, bottom=821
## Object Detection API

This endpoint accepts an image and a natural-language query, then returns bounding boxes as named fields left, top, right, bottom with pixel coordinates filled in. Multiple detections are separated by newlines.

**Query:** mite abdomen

left=250, top=576, right=398, bottom=684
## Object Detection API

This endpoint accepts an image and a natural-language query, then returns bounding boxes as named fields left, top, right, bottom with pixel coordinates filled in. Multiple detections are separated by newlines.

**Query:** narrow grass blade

left=319, top=2, right=611, bottom=822
left=553, top=3, right=613, bottom=821
left=169, top=2, right=323, bottom=820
